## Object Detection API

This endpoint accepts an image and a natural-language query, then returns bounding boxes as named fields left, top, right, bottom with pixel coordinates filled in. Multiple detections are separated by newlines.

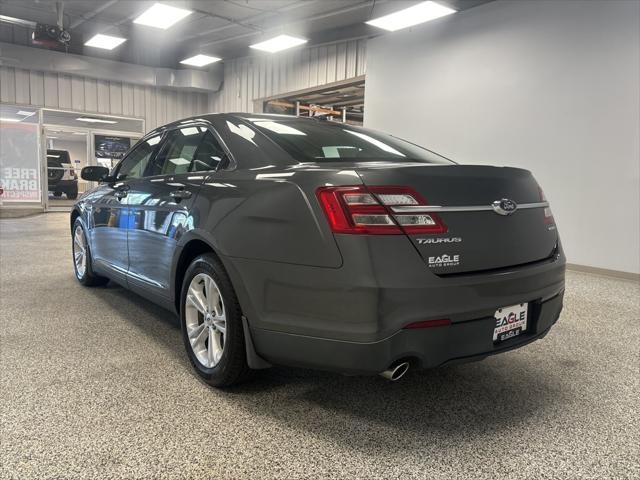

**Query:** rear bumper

left=223, top=234, right=566, bottom=374
left=250, top=291, right=563, bottom=374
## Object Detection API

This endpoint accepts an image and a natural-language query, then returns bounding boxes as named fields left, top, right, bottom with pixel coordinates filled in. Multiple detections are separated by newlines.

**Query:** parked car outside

left=72, top=113, right=565, bottom=387
left=47, top=149, right=78, bottom=199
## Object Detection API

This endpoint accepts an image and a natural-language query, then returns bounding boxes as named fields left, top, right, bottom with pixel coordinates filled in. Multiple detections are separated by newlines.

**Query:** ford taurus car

left=72, top=113, right=565, bottom=386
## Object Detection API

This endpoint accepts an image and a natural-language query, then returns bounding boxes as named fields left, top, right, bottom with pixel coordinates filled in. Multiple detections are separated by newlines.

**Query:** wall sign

left=94, top=135, right=131, bottom=168
left=0, top=123, right=41, bottom=203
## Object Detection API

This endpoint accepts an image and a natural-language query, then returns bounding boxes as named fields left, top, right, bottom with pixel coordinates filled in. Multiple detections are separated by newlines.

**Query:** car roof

left=145, top=112, right=314, bottom=137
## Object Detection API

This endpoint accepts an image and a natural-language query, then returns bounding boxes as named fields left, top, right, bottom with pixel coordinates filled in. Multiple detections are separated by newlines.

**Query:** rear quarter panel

left=188, top=167, right=359, bottom=268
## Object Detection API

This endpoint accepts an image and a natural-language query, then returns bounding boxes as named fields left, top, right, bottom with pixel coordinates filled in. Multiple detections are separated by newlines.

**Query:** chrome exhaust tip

left=379, top=361, right=410, bottom=381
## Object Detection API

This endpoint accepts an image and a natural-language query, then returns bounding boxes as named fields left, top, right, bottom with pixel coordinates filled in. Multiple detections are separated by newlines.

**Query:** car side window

left=190, top=131, right=228, bottom=172
left=116, top=135, right=162, bottom=180
left=151, top=127, right=205, bottom=176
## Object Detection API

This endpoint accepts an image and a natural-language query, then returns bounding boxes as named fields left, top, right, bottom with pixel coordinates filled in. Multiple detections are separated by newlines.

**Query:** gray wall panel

left=84, top=78, right=98, bottom=113
left=29, top=71, right=44, bottom=106
left=96, top=80, right=110, bottom=114
left=43, top=72, right=58, bottom=108
left=57, top=74, right=72, bottom=109
left=144, top=87, right=156, bottom=130
left=109, top=82, right=123, bottom=115
left=0, top=67, right=16, bottom=103
left=122, top=84, right=134, bottom=117
left=71, top=76, right=85, bottom=111
left=15, top=69, right=30, bottom=105
left=1, top=66, right=210, bottom=134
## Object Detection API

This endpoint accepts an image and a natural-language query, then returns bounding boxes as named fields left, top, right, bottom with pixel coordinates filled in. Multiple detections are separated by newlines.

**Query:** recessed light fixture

left=134, top=3, right=192, bottom=29
left=76, top=117, right=118, bottom=124
left=84, top=34, right=127, bottom=50
left=180, top=54, right=222, bottom=67
left=366, top=1, right=456, bottom=32
left=249, top=34, right=307, bottom=53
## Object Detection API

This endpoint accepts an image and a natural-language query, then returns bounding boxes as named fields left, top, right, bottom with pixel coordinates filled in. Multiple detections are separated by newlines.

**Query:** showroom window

left=0, top=105, right=41, bottom=203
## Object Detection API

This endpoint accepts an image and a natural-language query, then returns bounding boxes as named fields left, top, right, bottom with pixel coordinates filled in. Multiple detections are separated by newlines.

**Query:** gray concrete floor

left=1, top=213, right=638, bottom=479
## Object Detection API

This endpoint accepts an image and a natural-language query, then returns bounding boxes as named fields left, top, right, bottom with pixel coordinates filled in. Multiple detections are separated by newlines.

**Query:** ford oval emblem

left=492, top=198, right=518, bottom=216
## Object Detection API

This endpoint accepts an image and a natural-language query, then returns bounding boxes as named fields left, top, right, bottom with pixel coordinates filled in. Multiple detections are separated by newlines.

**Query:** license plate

left=493, top=303, right=528, bottom=343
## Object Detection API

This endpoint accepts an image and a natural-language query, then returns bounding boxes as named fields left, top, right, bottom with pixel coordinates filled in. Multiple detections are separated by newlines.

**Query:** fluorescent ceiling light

left=84, top=34, right=127, bottom=50
left=134, top=3, right=192, bottom=29
left=76, top=117, right=118, bottom=124
left=180, top=54, right=221, bottom=67
left=0, top=117, right=20, bottom=122
left=17, top=110, right=36, bottom=117
left=366, top=1, right=456, bottom=32
left=250, top=34, right=307, bottom=53
left=73, top=132, right=87, bottom=135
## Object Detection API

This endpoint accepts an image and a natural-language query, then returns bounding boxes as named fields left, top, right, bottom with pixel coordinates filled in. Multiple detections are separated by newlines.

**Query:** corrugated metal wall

left=209, top=38, right=367, bottom=113
left=0, top=38, right=367, bottom=129
left=0, top=66, right=209, bottom=132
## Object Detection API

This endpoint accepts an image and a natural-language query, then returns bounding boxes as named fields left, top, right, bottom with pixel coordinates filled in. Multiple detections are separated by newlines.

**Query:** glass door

left=44, top=128, right=89, bottom=210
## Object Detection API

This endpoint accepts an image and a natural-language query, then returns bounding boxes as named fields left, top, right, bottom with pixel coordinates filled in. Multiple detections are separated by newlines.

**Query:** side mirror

left=81, top=166, right=110, bottom=182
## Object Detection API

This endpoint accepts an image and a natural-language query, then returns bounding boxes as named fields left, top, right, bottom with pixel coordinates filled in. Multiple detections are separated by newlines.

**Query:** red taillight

left=403, top=318, right=452, bottom=329
left=539, top=188, right=555, bottom=225
left=316, top=185, right=447, bottom=235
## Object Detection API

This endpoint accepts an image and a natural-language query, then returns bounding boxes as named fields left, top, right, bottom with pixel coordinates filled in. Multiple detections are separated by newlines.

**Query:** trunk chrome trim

left=390, top=202, right=549, bottom=213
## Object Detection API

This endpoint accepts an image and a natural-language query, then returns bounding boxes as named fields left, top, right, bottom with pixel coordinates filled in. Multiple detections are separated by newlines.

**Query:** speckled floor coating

left=1, top=213, right=638, bottom=479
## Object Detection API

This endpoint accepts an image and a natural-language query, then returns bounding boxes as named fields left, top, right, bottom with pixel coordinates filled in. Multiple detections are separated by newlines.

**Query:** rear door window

left=116, top=135, right=162, bottom=180
left=151, top=127, right=205, bottom=176
left=191, top=131, right=228, bottom=172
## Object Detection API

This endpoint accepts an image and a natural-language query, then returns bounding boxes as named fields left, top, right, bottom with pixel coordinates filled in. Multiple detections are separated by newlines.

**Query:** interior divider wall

left=209, top=38, right=367, bottom=113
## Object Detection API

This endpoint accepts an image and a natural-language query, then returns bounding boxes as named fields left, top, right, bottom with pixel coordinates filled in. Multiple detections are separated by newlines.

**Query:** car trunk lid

left=354, top=163, right=557, bottom=275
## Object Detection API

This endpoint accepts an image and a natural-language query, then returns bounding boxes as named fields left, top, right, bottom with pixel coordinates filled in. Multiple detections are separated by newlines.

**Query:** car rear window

left=244, top=117, right=453, bottom=164
left=47, top=150, right=71, bottom=164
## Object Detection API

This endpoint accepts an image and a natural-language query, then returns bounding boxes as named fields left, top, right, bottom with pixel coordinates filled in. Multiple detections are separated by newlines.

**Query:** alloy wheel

left=73, top=225, right=87, bottom=279
left=185, top=273, right=227, bottom=368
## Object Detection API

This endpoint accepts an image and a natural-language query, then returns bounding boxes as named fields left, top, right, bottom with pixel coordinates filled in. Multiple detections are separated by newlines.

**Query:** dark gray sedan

left=73, top=113, right=565, bottom=386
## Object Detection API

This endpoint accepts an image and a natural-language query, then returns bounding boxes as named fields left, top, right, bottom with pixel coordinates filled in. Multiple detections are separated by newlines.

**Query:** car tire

left=72, top=219, right=109, bottom=287
left=67, top=191, right=78, bottom=200
left=180, top=253, right=251, bottom=387
left=47, top=159, right=64, bottom=183
left=53, top=191, right=62, bottom=197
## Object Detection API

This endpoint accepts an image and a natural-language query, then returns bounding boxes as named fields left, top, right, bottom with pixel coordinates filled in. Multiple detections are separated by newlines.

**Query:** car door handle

left=114, top=186, right=129, bottom=200
left=170, top=189, right=192, bottom=201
